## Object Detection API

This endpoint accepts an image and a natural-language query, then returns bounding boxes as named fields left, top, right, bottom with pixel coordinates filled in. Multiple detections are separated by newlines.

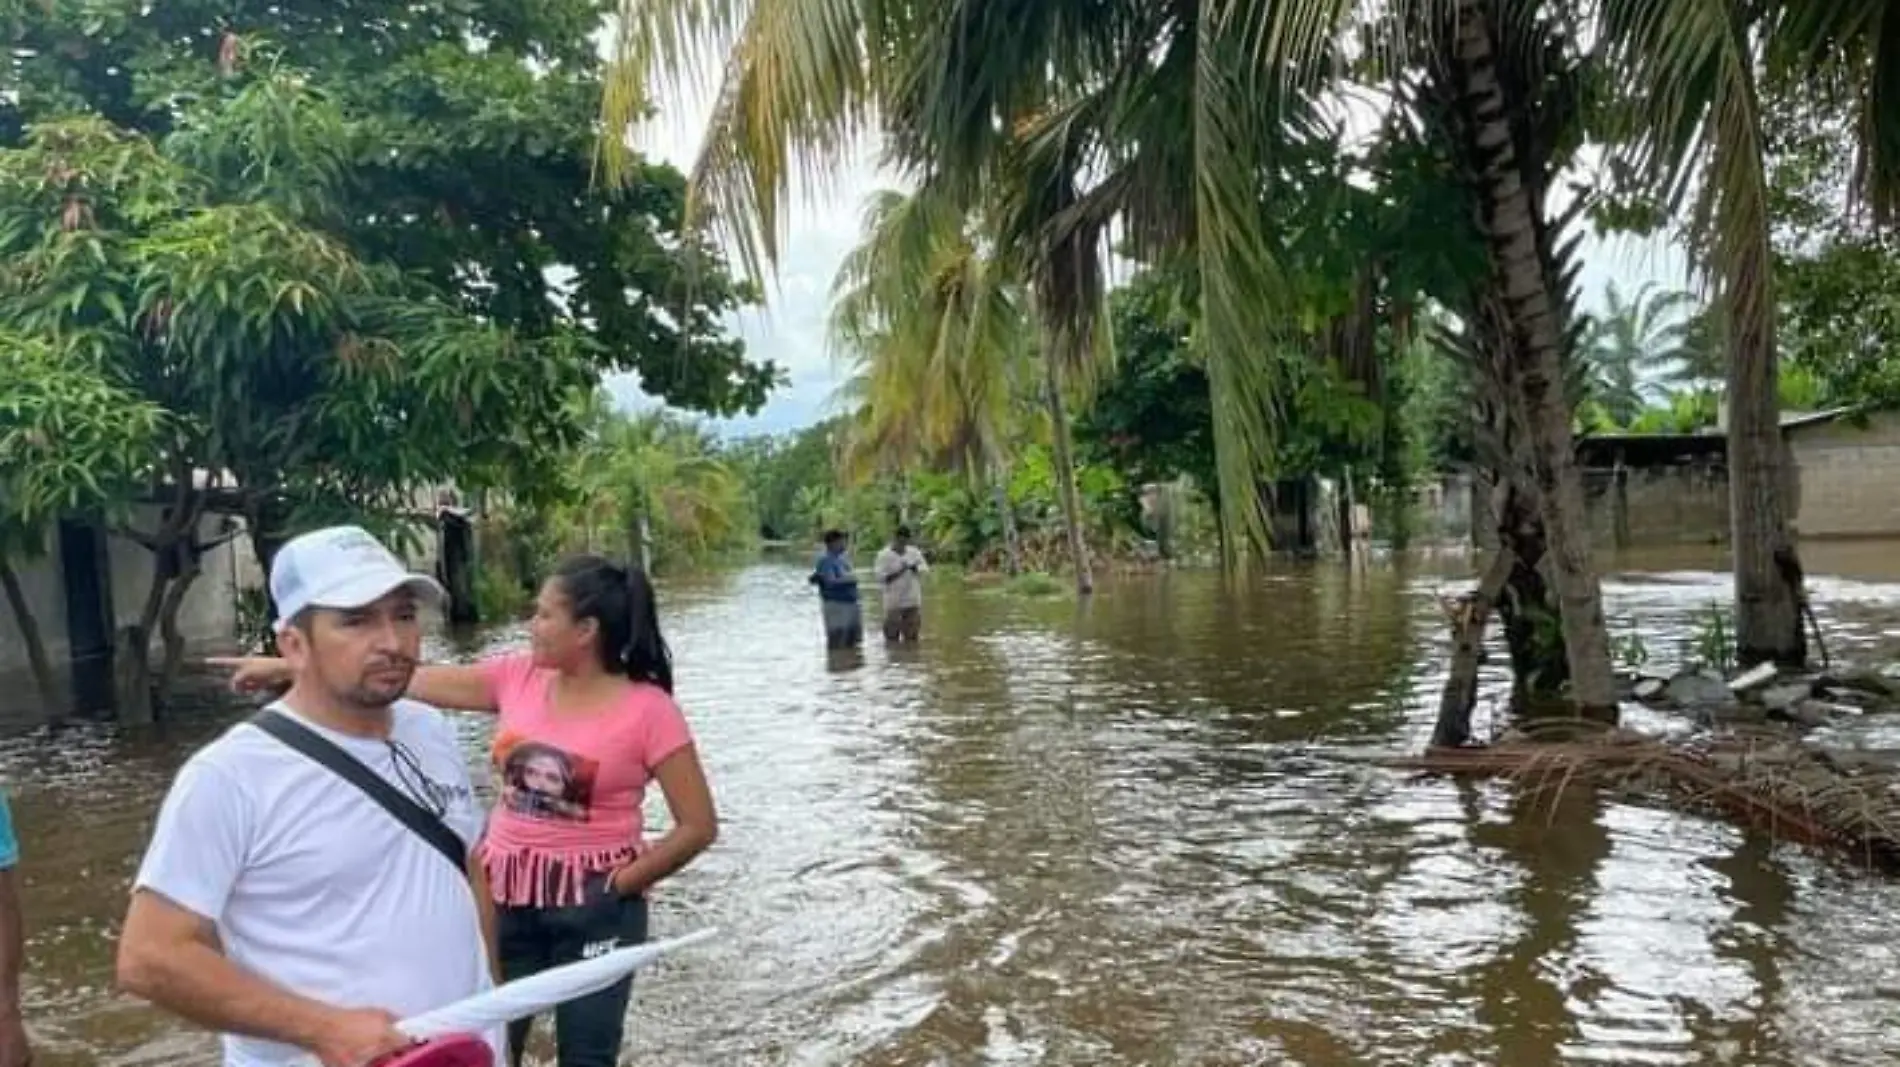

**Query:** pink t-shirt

left=473, top=652, right=694, bottom=908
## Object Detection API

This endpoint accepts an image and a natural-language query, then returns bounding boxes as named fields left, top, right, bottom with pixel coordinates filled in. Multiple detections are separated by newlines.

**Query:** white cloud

left=602, top=93, right=892, bottom=437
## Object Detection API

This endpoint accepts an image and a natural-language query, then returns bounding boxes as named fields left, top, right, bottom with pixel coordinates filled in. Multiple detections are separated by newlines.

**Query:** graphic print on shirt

left=494, top=730, right=599, bottom=823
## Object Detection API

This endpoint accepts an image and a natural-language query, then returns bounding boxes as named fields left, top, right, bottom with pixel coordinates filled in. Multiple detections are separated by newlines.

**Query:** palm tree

left=1579, top=281, right=1696, bottom=427
left=1591, top=0, right=1900, bottom=666
left=1597, top=1, right=1791, bottom=664
left=566, top=400, right=749, bottom=571
left=591, top=0, right=1637, bottom=713
left=599, top=0, right=1312, bottom=584
left=827, top=189, right=1036, bottom=576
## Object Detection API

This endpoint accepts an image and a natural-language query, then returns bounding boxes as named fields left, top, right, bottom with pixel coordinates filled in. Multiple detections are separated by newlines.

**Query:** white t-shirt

left=874, top=545, right=929, bottom=610
left=133, top=700, right=503, bottom=1067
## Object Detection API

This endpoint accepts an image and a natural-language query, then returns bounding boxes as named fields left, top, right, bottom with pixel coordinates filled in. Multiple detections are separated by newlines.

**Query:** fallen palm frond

left=1386, top=730, right=1900, bottom=875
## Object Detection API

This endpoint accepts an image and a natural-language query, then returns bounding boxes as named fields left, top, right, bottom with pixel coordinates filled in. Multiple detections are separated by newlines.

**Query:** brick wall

left=1580, top=458, right=1731, bottom=548
left=1788, top=410, right=1900, bottom=538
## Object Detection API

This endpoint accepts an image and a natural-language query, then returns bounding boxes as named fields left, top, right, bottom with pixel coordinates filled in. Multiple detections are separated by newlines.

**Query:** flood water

left=12, top=543, right=1900, bottom=1065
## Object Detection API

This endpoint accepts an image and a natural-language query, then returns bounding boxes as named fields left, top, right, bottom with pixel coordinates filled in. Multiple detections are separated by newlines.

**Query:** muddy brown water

left=11, top=545, right=1900, bottom=1066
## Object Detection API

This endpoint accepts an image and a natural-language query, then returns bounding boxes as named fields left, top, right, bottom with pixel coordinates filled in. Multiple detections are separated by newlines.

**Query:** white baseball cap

left=270, top=525, right=446, bottom=631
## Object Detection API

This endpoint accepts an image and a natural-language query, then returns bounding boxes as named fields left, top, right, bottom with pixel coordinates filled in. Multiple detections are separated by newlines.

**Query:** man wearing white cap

left=116, top=525, right=504, bottom=1067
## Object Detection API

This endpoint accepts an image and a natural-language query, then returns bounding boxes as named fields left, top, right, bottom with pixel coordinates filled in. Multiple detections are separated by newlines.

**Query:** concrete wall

left=0, top=509, right=256, bottom=714
left=1415, top=472, right=1477, bottom=543
left=1580, top=458, right=1731, bottom=549
left=1788, top=410, right=1900, bottom=538
left=1393, top=413, right=1900, bottom=551
left=0, top=496, right=449, bottom=715
left=1563, top=412, right=1900, bottom=547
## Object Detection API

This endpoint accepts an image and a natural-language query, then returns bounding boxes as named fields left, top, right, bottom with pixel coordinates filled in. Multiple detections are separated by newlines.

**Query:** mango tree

left=5, top=0, right=777, bottom=574
left=0, top=335, right=164, bottom=717
left=0, top=82, right=597, bottom=720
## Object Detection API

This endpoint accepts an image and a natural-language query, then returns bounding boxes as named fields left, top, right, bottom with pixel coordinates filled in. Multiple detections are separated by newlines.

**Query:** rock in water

left=1729, top=662, right=1779, bottom=693
left=1633, top=678, right=1669, bottom=704
left=1759, top=683, right=1815, bottom=712
left=1665, top=670, right=1731, bottom=708
left=1827, top=667, right=1900, bottom=700
left=1820, top=686, right=1889, bottom=711
left=1782, top=700, right=1855, bottom=729
left=1697, top=704, right=1769, bottom=728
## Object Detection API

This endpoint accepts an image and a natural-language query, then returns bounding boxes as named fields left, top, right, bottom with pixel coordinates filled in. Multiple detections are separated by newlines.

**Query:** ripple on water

left=12, top=558, right=1900, bottom=1064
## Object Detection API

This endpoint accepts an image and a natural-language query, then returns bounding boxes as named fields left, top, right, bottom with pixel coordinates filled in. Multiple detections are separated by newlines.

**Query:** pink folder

left=381, top=1034, right=492, bottom=1067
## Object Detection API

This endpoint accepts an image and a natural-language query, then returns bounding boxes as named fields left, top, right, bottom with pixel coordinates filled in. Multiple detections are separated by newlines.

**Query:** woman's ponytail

left=549, top=555, right=674, bottom=693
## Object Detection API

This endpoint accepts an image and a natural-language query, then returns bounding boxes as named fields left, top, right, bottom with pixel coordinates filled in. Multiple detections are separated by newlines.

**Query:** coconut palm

left=564, top=400, right=749, bottom=570
left=1579, top=281, right=1696, bottom=427
left=601, top=0, right=1320, bottom=586
left=827, top=188, right=1036, bottom=575
left=608, top=0, right=1900, bottom=710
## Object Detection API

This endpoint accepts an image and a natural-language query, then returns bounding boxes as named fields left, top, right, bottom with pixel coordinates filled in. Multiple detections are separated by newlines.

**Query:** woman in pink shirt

left=218, top=555, right=718, bottom=1067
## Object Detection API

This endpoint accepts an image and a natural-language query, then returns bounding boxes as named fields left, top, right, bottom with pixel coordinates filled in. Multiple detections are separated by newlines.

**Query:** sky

left=605, top=87, right=1694, bottom=440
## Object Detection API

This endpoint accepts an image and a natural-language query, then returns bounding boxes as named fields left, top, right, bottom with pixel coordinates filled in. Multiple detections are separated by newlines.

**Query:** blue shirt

left=0, top=791, right=19, bottom=870
left=812, top=551, right=859, bottom=603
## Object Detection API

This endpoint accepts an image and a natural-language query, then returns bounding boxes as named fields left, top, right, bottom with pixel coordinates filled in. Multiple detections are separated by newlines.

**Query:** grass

left=957, top=567, right=1073, bottom=599
left=473, top=566, right=532, bottom=621
left=1002, top=572, right=1066, bottom=598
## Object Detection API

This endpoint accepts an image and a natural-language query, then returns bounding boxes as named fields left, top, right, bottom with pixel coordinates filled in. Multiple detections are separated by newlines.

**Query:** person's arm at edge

left=609, top=745, right=718, bottom=897
left=116, top=889, right=355, bottom=1050
left=0, top=800, right=24, bottom=1050
left=0, top=867, right=20, bottom=1021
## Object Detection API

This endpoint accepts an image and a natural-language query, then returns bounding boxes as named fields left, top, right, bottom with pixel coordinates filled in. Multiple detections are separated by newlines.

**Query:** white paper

left=397, top=928, right=719, bottom=1039
left=287, top=927, right=718, bottom=1064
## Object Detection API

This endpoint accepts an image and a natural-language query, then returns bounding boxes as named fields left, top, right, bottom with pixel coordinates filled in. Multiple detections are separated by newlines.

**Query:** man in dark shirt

left=809, top=529, right=863, bottom=649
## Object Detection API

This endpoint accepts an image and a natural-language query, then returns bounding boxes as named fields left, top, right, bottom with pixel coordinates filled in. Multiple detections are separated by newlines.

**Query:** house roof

left=1779, top=406, right=1863, bottom=432
left=1575, top=431, right=1727, bottom=468
left=1572, top=403, right=1894, bottom=468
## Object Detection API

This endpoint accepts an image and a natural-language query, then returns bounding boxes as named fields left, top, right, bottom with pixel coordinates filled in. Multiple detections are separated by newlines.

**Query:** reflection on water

left=9, top=548, right=1900, bottom=1064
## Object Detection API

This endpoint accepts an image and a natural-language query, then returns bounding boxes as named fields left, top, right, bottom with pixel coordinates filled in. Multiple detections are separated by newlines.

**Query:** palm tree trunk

left=1451, top=0, right=1616, bottom=716
left=0, top=548, right=63, bottom=719
left=1727, top=348, right=1805, bottom=666
left=630, top=512, right=654, bottom=573
left=1041, top=347, right=1094, bottom=595
left=991, top=465, right=1023, bottom=576
left=1719, top=119, right=1807, bottom=666
left=1493, top=474, right=1569, bottom=701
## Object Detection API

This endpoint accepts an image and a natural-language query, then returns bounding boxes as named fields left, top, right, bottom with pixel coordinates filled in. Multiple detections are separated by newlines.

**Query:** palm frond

left=1769, top=0, right=1900, bottom=225
left=600, top=0, right=887, bottom=283
left=1600, top=0, right=1775, bottom=413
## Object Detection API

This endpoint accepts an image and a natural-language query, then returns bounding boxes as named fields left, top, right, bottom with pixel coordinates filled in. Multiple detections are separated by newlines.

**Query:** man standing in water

left=874, top=525, right=929, bottom=643
left=809, top=529, right=863, bottom=649
left=117, top=525, right=502, bottom=1067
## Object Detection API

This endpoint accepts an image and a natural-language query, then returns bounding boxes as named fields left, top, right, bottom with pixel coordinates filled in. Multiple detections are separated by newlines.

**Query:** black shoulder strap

left=247, top=709, right=468, bottom=873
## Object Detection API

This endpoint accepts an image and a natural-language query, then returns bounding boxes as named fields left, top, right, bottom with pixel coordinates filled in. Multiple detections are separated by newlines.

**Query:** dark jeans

left=498, top=872, right=649, bottom=1067
left=822, top=599, right=863, bottom=649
